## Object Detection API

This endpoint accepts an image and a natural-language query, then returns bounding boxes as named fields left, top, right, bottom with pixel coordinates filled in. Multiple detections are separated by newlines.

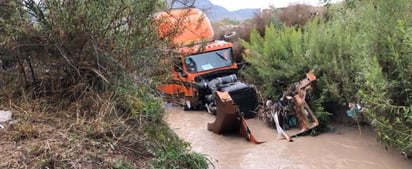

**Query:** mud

left=165, top=106, right=412, bottom=169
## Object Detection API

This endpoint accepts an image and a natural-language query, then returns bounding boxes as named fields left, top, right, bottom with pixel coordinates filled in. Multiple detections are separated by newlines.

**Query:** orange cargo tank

left=155, top=8, right=214, bottom=46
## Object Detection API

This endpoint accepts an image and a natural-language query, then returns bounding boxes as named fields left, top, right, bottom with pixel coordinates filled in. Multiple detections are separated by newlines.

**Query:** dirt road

left=165, top=106, right=411, bottom=169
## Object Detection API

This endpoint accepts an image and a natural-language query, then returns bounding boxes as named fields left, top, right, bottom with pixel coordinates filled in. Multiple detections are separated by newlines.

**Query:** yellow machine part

left=207, top=91, right=240, bottom=134
left=208, top=91, right=264, bottom=144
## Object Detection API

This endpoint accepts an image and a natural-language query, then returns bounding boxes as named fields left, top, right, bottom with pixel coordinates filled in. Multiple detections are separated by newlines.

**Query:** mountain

left=170, top=0, right=258, bottom=21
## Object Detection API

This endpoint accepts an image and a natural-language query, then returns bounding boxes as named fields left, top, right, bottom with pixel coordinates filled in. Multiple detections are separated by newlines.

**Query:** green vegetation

left=242, top=0, right=411, bottom=154
left=0, top=0, right=207, bottom=168
left=1, top=0, right=410, bottom=167
left=145, top=123, right=208, bottom=169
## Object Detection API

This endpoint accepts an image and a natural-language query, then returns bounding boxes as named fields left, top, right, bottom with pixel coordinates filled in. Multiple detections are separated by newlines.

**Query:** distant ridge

left=170, top=0, right=258, bottom=21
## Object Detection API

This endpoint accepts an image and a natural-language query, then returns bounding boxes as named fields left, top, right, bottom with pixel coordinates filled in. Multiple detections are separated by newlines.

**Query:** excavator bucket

left=207, top=91, right=240, bottom=134
left=208, top=91, right=264, bottom=144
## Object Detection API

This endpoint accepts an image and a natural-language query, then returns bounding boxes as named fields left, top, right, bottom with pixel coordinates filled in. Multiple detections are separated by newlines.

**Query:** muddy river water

left=165, top=106, right=411, bottom=169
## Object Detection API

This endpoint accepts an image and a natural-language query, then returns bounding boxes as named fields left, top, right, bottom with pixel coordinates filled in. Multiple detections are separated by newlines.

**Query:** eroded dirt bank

left=165, top=106, right=411, bottom=169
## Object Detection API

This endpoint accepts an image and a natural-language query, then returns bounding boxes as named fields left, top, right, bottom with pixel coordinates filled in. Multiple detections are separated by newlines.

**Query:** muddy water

left=165, top=106, right=411, bottom=169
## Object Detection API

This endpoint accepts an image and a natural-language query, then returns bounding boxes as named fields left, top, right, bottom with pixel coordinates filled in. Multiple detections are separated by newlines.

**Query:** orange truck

left=156, top=8, right=258, bottom=118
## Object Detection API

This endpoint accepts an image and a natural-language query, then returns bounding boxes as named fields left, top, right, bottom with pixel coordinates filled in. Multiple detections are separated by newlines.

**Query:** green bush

left=241, top=25, right=334, bottom=131
left=242, top=0, right=412, bottom=153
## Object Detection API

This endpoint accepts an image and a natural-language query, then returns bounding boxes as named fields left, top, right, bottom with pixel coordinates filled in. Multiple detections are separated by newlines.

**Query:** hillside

left=170, top=0, right=258, bottom=21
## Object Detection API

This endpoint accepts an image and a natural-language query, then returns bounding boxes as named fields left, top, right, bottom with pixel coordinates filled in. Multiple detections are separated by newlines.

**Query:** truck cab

left=156, top=8, right=258, bottom=117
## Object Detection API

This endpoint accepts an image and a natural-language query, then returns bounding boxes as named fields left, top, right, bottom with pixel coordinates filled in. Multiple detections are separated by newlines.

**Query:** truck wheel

left=205, top=103, right=217, bottom=115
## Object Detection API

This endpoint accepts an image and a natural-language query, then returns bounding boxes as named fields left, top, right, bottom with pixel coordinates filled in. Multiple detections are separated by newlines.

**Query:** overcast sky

left=209, top=0, right=339, bottom=11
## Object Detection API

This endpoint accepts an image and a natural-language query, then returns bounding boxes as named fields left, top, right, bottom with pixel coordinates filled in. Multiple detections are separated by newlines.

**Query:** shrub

left=0, top=0, right=209, bottom=167
left=242, top=0, right=412, bottom=153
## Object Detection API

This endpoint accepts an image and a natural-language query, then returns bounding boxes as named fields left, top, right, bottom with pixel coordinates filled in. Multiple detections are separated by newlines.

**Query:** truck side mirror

left=174, top=64, right=183, bottom=73
left=172, top=59, right=187, bottom=78
left=173, top=58, right=185, bottom=73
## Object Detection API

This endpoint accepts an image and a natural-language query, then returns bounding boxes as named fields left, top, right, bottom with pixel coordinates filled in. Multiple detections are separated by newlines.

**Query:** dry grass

left=0, top=94, right=152, bottom=169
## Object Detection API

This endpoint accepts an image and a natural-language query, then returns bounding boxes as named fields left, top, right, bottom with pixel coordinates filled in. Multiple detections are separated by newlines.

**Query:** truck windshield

left=184, top=48, right=233, bottom=73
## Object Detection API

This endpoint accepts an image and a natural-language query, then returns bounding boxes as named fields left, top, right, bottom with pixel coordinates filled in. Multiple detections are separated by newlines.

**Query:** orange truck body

left=157, top=40, right=239, bottom=96
left=155, top=8, right=257, bottom=116
left=155, top=8, right=214, bottom=46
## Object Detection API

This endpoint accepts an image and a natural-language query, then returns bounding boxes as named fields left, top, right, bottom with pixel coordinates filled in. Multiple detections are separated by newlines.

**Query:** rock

left=0, top=110, right=12, bottom=123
